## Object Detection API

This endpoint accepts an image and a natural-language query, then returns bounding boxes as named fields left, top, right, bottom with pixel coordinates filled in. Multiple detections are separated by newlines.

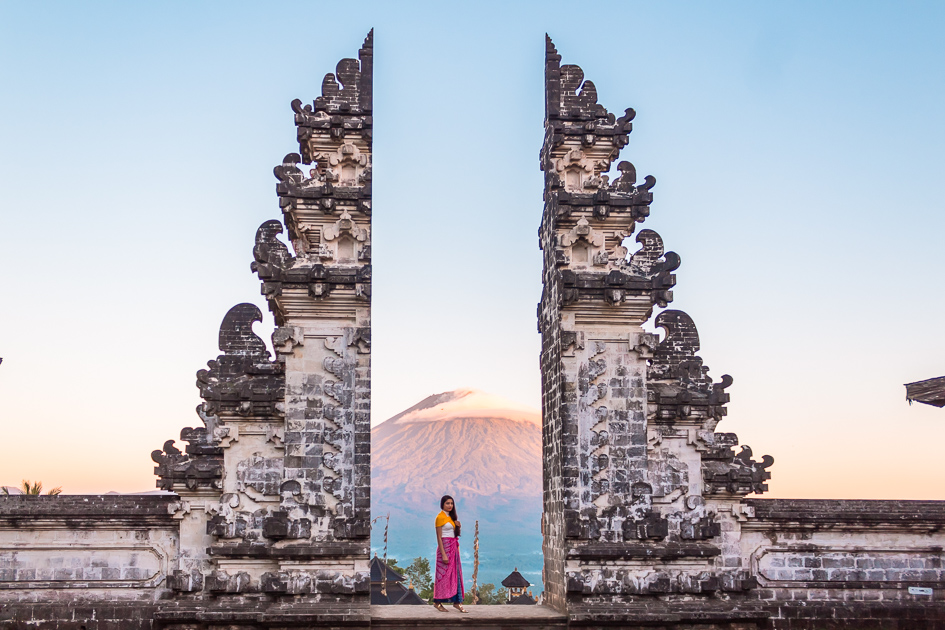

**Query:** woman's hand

left=441, top=550, right=448, bottom=563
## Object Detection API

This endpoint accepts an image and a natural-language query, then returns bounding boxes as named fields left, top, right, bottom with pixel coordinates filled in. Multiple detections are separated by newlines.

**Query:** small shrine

left=501, top=567, right=532, bottom=602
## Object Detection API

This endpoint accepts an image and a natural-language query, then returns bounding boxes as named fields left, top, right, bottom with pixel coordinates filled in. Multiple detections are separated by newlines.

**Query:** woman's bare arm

left=436, top=526, right=447, bottom=563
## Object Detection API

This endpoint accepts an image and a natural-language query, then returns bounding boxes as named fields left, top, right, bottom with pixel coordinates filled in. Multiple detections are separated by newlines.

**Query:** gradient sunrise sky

left=1, top=1, right=944, bottom=499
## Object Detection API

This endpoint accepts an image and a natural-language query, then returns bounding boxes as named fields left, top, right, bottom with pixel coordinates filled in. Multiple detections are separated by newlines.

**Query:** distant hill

left=371, top=389, right=543, bottom=592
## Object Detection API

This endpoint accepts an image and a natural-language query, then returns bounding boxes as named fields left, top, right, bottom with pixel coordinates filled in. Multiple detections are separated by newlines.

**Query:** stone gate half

left=537, top=36, right=945, bottom=628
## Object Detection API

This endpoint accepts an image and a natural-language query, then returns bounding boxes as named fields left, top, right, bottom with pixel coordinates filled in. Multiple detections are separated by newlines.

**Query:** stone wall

left=743, top=499, right=945, bottom=627
left=0, top=495, right=178, bottom=629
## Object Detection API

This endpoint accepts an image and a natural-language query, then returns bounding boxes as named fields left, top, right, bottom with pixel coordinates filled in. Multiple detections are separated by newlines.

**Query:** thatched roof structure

left=905, top=376, right=945, bottom=408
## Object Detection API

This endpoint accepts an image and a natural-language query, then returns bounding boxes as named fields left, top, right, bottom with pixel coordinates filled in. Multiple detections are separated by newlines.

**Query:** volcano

left=371, top=389, right=543, bottom=592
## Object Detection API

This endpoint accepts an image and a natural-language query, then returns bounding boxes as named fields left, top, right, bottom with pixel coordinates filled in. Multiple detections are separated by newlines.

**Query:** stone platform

left=370, top=605, right=567, bottom=630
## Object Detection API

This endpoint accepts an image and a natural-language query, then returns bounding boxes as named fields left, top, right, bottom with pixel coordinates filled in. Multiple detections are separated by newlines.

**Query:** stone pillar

left=257, top=27, right=373, bottom=610
left=151, top=32, right=373, bottom=628
left=539, top=37, right=774, bottom=626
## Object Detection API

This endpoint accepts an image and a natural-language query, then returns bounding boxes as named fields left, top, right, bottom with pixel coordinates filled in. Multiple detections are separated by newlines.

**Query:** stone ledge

left=0, top=494, right=178, bottom=527
left=567, top=542, right=720, bottom=561
left=0, top=601, right=162, bottom=630
left=3, top=600, right=943, bottom=628
left=770, top=601, right=945, bottom=622
left=370, top=604, right=567, bottom=629
left=154, top=602, right=371, bottom=626
left=746, top=499, right=945, bottom=528
left=567, top=601, right=770, bottom=624
left=210, top=542, right=371, bottom=558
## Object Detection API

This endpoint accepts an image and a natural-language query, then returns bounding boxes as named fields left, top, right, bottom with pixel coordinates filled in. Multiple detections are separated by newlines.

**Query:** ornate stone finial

left=647, top=309, right=773, bottom=494
left=153, top=304, right=284, bottom=492
left=151, top=429, right=223, bottom=492
left=540, top=38, right=668, bottom=320
left=218, top=303, right=269, bottom=358
left=649, top=309, right=730, bottom=423
left=270, top=35, right=373, bottom=329
left=289, top=30, right=374, bottom=164
left=543, top=35, right=634, bottom=179
left=195, top=304, right=284, bottom=418
left=252, top=220, right=292, bottom=275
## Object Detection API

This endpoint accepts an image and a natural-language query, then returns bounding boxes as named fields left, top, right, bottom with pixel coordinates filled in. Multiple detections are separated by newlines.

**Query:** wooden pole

left=382, top=512, right=390, bottom=596
left=371, top=513, right=391, bottom=597
left=471, top=520, right=480, bottom=604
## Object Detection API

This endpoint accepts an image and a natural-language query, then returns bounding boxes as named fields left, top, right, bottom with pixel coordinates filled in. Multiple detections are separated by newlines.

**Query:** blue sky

left=1, top=1, right=944, bottom=497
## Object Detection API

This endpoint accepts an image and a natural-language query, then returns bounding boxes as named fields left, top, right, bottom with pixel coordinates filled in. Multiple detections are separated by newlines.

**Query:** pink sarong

left=433, top=537, right=464, bottom=601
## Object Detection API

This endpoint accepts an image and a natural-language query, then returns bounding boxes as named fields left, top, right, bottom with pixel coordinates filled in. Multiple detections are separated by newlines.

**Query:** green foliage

left=383, top=557, right=405, bottom=575
left=463, top=582, right=509, bottom=605
left=395, top=556, right=511, bottom=605
left=2, top=480, right=62, bottom=495
left=405, top=557, right=433, bottom=600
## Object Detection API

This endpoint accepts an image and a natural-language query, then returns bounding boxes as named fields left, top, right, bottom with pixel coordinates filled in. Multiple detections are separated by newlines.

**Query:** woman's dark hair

left=440, top=495, right=461, bottom=537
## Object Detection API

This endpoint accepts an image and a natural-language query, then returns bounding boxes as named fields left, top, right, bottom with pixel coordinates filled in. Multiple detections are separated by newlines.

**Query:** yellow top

left=434, top=511, right=455, bottom=528
left=435, top=511, right=457, bottom=538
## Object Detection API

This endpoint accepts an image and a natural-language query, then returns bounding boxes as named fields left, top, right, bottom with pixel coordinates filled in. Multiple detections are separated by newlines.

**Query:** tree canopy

left=1, top=480, right=62, bottom=495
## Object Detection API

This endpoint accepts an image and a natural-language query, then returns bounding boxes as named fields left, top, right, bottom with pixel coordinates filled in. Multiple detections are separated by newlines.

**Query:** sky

left=1, top=1, right=944, bottom=499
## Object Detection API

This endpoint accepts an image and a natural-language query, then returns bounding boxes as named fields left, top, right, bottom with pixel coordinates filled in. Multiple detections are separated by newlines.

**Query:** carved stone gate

left=1, top=31, right=944, bottom=630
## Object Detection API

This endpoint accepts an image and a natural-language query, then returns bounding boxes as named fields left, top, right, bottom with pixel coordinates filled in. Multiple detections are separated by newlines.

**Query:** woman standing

left=432, top=495, right=467, bottom=613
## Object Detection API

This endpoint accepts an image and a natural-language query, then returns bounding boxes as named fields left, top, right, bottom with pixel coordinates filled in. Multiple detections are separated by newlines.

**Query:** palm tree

left=1, top=480, right=62, bottom=495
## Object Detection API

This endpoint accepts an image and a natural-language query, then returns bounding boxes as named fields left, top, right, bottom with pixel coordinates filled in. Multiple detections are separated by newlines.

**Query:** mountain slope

left=371, top=389, right=543, bottom=591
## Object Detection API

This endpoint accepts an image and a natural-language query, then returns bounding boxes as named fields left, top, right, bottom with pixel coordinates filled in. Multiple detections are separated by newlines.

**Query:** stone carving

left=610, top=160, right=637, bottom=191
left=704, top=445, right=774, bottom=496
left=272, top=151, right=371, bottom=227
left=263, top=42, right=374, bottom=556
left=560, top=216, right=603, bottom=248
left=558, top=63, right=602, bottom=116
left=272, top=325, right=304, bottom=355
left=256, top=569, right=370, bottom=596
left=206, top=570, right=251, bottom=594
left=236, top=454, right=284, bottom=497
left=323, top=209, right=368, bottom=243
left=252, top=219, right=293, bottom=275
left=316, top=58, right=364, bottom=113
left=167, top=568, right=204, bottom=593
left=316, top=142, right=370, bottom=187
left=624, top=229, right=680, bottom=279
left=151, top=430, right=223, bottom=492
left=273, top=152, right=306, bottom=189
left=288, top=30, right=373, bottom=161
left=645, top=309, right=773, bottom=495
left=149, top=294, right=295, bottom=604
left=262, top=511, right=312, bottom=540
left=194, top=303, right=285, bottom=418
left=553, top=148, right=598, bottom=191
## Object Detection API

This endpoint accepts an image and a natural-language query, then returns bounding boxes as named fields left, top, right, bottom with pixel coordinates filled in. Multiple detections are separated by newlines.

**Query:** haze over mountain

left=371, top=389, right=543, bottom=591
